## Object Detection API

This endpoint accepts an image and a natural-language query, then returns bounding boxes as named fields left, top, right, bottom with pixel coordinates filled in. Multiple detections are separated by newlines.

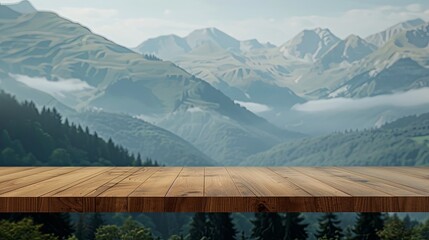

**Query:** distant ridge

left=4, top=0, right=37, bottom=14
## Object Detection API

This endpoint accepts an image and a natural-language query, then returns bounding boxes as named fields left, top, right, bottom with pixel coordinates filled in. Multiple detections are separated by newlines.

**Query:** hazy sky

left=3, top=0, right=429, bottom=47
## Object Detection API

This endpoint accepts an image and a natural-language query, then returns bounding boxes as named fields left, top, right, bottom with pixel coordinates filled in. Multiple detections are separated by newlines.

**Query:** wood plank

left=41, top=167, right=115, bottom=197
left=325, top=168, right=420, bottom=196
left=226, top=167, right=255, bottom=196
left=98, top=168, right=160, bottom=197
left=96, top=167, right=159, bottom=212
left=52, top=167, right=135, bottom=197
left=0, top=167, right=33, bottom=178
left=203, top=167, right=245, bottom=212
left=205, top=167, right=241, bottom=196
left=293, top=167, right=390, bottom=196
left=228, top=167, right=311, bottom=196
left=129, top=167, right=183, bottom=211
left=46, top=167, right=136, bottom=212
left=269, top=167, right=350, bottom=196
left=336, top=167, right=429, bottom=196
left=0, top=167, right=429, bottom=212
left=383, top=167, right=429, bottom=179
left=1, top=167, right=112, bottom=212
left=0, top=167, right=79, bottom=195
left=164, top=168, right=205, bottom=211
left=0, top=167, right=54, bottom=184
left=2, top=167, right=106, bottom=197
left=130, top=167, right=183, bottom=197
left=166, top=167, right=204, bottom=197
left=227, top=167, right=313, bottom=212
left=345, top=167, right=429, bottom=194
left=86, top=168, right=140, bottom=197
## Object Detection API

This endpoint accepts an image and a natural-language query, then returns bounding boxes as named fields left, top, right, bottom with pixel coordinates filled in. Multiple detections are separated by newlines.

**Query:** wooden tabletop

left=1, top=167, right=429, bottom=212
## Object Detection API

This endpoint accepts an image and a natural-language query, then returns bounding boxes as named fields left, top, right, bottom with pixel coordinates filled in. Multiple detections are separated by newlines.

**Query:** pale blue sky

left=3, top=0, right=429, bottom=47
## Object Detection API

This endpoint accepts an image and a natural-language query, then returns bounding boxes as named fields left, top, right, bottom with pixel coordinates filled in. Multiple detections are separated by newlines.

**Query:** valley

left=1, top=1, right=429, bottom=166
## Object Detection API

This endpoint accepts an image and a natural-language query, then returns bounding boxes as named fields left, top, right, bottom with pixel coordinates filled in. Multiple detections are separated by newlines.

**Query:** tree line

left=247, top=112, right=429, bottom=166
left=2, top=212, right=429, bottom=240
left=0, top=91, right=158, bottom=166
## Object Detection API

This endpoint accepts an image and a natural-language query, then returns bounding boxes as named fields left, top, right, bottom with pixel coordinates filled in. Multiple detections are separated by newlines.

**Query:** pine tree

left=0, top=213, right=74, bottom=239
left=315, top=213, right=343, bottom=240
left=75, top=214, right=87, bottom=240
left=0, top=218, right=57, bottom=240
left=402, top=215, right=418, bottom=230
left=95, top=217, right=153, bottom=240
left=207, top=213, right=237, bottom=240
left=251, top=213, right=284, bottom=240
left=240, top=231, right=247, bottom=240
left=353, top=213, right=384, bottom=240
left=0, top=91, right=144, bottom=167
left=417, top=219, right=429, bottom=239
left=189, top=213, right=208, bottom=240
left=284, top=213, right=308, bottom=240
left=344, top=227, right=354, bottom=240
left=87, top=213, right=104, bottom=240
left=377, top=214, right=415, bottom=240
left=35, top=213, right=74, bottom=239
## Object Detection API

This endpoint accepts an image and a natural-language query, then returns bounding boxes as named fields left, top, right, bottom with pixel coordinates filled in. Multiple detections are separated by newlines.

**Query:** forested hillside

left=67, top=111, right=216, bottom=166
left=244, top=113, right=429, bottom=166
left=0, top=91, right=154, bottom=166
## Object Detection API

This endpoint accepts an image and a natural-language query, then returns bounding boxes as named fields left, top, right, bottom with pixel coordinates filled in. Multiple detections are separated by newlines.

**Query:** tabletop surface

left=1, top=167, right=429, bottom=212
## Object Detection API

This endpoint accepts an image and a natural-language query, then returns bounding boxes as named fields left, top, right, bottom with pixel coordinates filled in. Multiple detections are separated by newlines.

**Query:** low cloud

left=293, top=88, right=429, bottom=112
left=235, top=101, right=271, bottom=113
left=12, top=74, right=95, bottom=98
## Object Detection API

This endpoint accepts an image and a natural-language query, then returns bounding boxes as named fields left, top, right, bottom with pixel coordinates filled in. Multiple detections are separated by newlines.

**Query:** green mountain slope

left=244, top=113, right=429, bottom=166
left=67, top=111, right=216, bottom=166
left=0, top=79, right=216, bottom=166
left=0, top=91, right=149, bottom=166
left=0, top=7, right=300, bottom=164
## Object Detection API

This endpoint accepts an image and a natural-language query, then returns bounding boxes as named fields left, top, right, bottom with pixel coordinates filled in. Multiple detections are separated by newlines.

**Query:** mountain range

left=135, top=17, right=429, bottom=135
left=136, top=18, right=428, bottom=98
left=1, top=1, right=429, bottom=166
left=0, top=2, right=301, bottom=165
left=365, top=18, right=425, bottom=47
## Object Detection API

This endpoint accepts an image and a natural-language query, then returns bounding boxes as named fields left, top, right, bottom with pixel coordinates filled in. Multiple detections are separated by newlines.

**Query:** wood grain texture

left=1, top=167, right=429, bottom=212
